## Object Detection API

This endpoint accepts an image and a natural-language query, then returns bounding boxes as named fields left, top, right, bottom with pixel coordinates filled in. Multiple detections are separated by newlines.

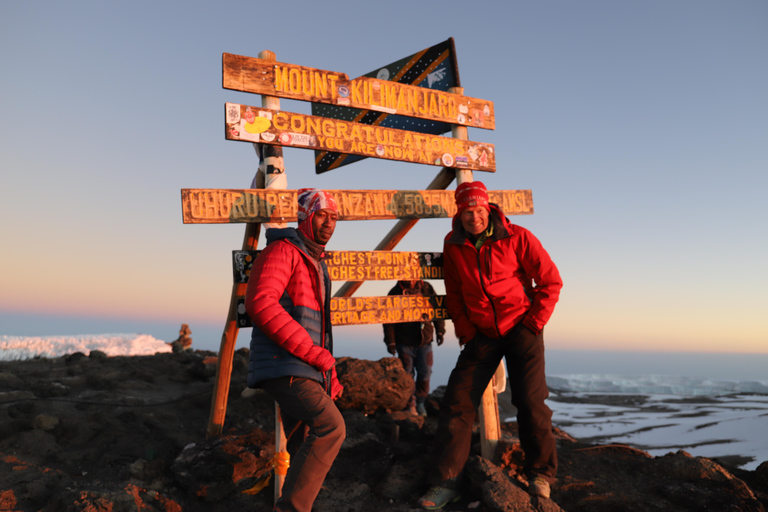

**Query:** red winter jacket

left=244, top=228, right=341, bottom=398
left=443, top=204, right=562, bottom=344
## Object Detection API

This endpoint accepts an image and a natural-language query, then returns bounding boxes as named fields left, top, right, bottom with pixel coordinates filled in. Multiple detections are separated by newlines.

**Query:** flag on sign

left=312, top=38, right=460, bottom=174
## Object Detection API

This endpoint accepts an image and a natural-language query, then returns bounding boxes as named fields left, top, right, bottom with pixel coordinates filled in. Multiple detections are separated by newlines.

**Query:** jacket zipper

left=473, top=241, right=503, bottom=339
left=297, top=241, right=332, bottom=396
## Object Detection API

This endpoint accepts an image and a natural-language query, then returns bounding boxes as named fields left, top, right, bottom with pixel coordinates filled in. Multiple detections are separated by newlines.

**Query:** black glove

left=386, top=344, right=397, bottom=355
left=436, top=333, right=444, bottom=346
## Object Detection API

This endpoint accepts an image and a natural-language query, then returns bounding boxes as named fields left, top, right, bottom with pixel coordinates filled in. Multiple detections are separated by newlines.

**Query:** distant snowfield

left=0, top=334, right=171, bottom=361
left=547, top=391, right=768, bottom=471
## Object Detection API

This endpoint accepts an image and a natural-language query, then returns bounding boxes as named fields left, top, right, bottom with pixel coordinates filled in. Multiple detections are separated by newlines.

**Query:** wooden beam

left=223, top=53, right=495, bottom=130
left=181, top=188, right=532, bottom=224
left=225, top=104, right=496, bottom=172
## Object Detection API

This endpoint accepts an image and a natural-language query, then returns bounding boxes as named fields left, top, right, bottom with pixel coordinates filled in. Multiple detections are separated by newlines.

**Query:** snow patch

left=0, top=334, right=171, bottom=360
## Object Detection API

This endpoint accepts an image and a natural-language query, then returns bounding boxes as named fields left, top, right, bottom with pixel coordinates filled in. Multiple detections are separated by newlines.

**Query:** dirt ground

left=1, top=348, right=767, bottom=512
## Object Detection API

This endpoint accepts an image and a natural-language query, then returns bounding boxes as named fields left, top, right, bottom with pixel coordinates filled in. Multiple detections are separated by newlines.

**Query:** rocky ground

left=1, top=347, right=767, bottom=511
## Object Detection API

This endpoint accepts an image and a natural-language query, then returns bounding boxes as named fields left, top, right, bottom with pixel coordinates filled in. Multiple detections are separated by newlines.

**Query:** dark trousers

left=397, top=343, right=434, bottom=407
left=429, top=323, right=557, bottom=486
left=261, top=377, right=346, bottom=512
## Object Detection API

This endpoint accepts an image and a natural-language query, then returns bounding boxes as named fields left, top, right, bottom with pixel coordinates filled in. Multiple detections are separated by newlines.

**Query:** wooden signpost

left=188, top=43, right=521, bottom=503
left=225, top=103, right=496, bottom=171
left=223, top=53, right=495, bottom=130
left=236, top=295, right=449, bottom=328
left=233, top=250, right=445, bottom=284
left=182, top=188, right=532, bottom=224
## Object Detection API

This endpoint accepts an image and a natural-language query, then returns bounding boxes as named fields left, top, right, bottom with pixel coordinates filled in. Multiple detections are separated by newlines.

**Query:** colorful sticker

left=457, top=113, right=466, bottom=124
left=375, top=144, right=385, bottom=157
left=427, top=68, right=447, bottom=87
left=338, top=85, right=350, bottom=98
left=471, top=110, right=484, bottom=127
left=289, top=133, right=313, bottom=146
left=479, top=152, right=488, bottom=167
left=244, top=117, right=271, bottom=134
left=260, top=132, right=276, bottom=142
left=484, top=105, right=491, bottom=116
left=459, top=104, right=469, bottom=114
left=468, top=146, right=479, bottom=161
left=226, top=103, right=241, bottom=124
left=377, top=68, right=390, bottom=80
left=272, top=132, right=314, bottom=146
left=455, top=156, right=469, bottom=167
left=337, top=97, right=350, bottom=106
left=441, top=153, right=454, bottom=167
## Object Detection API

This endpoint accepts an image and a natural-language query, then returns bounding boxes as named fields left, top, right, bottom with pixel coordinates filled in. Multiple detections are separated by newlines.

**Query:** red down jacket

left=443, top=204, right=562, bottom=344
left=244, top=227, right=340, bottom=398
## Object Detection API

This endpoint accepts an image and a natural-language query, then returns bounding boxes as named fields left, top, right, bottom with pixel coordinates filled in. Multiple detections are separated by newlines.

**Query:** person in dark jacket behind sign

left=245, top=188, right=345, bottom=512
left=383, top=279, right=446, bottom=416
left=418, top=181, right=563, bottom=509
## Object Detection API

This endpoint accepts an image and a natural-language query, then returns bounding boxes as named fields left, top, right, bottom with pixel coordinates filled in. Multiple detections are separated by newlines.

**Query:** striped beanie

left=297, top=188, right=338, bottom=225
left=455, top=181, right=490, bottom=215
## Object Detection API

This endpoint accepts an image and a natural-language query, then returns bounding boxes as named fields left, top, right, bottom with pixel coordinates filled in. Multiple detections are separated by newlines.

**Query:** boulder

left=335, top=357, right=412, bottom=414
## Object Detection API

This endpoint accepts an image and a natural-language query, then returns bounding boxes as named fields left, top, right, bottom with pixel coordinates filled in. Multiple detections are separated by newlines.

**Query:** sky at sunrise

left=1, top=1, right=766, bottom=356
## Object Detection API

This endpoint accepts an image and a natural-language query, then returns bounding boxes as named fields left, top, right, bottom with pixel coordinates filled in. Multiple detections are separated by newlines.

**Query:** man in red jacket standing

left=245, top=188, right=345, bottom=512
left=419, top=181, right=563, bottom=509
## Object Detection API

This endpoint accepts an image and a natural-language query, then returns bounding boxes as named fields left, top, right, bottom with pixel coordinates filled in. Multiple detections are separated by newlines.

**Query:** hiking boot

left=416, top=402, right=428, bottom=417
left=528, top=476, right=550, bottom=499
left=418, top=486, right=461, bottom=510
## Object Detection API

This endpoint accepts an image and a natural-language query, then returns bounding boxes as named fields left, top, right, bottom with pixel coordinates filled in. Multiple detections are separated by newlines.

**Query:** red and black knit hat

left=455, top=181, right=490, bottom=215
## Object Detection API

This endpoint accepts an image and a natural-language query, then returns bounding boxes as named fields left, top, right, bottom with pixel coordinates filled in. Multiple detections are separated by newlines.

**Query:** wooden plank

left=182, top=188, right=533, bottom=224
left=236, top=295, right=450, bottom=328
left=330, top=295, right=449, bottom=326
left=223, top=53, right=495, bottom=130
left=225, top=104, right=496, bottom=172
left=234, top=250, right=444, bottom=284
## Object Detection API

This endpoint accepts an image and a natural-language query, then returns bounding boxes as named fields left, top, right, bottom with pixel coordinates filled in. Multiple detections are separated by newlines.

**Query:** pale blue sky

left=1, top=1, right=766, bottom=356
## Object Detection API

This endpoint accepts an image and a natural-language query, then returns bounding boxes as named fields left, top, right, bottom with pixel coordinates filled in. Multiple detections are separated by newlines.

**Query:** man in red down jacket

left=419, top=181, right=563, bottom=509
left=245, top=188, right=344, bottom=512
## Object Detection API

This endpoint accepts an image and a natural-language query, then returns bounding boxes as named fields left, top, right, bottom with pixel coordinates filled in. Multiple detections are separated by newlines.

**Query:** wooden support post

left=273, top=402, right=288, bottom=503
left=207, top=221, right=260, bottom=438
left=206, top=49, right=285, bottom=440
left=480, top=360, right=507, bottom=461
left=449, top=87, right=502, bottom=460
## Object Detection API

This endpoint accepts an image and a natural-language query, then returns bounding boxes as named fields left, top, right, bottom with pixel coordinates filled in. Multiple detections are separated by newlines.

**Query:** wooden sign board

left=236, top=295, right=450, bottom=327
left=182, top=189, right=533, bottom=224
left=225, top=104, right=496, bottom=172
left=223, top=53, right=494, bottom=130
left=233, top=250, right=444, bottom=284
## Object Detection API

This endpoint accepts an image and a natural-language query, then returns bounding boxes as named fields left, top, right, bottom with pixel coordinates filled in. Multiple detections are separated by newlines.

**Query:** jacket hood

left=265, top=227, right=305, bottom=250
